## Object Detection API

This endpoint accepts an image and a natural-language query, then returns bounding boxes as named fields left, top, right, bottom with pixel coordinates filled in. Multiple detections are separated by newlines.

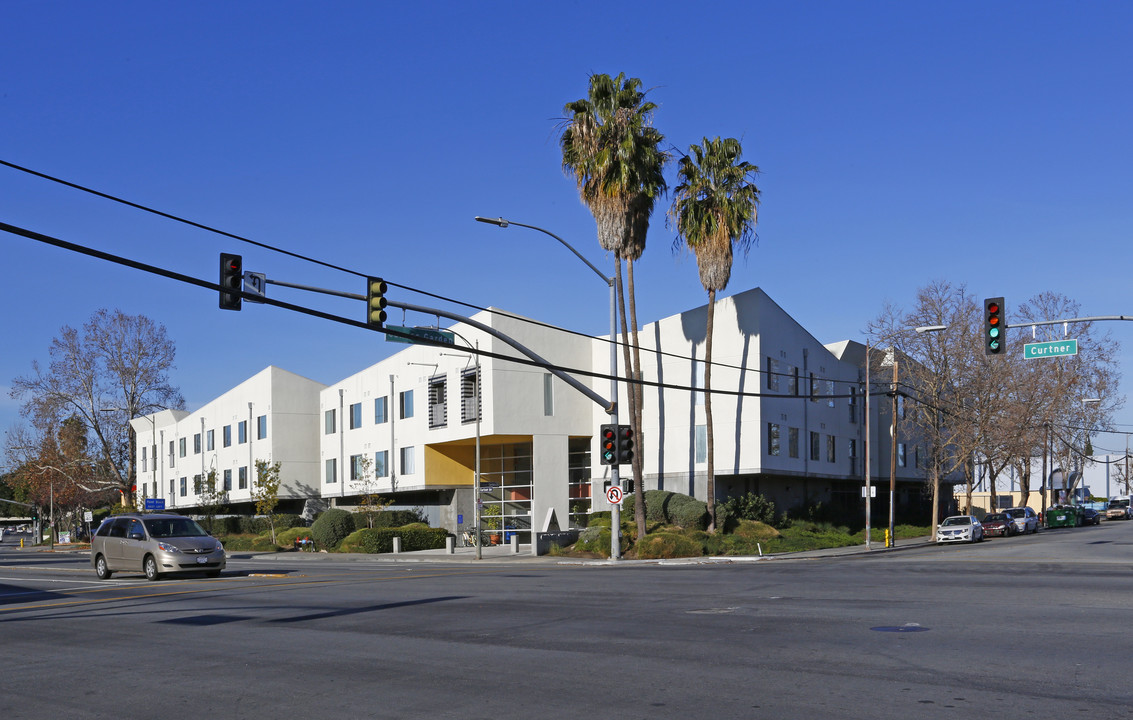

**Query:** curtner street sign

left=1023, top=339, right=1078, bottom=359
left=385, top=325, right=455, bottom=346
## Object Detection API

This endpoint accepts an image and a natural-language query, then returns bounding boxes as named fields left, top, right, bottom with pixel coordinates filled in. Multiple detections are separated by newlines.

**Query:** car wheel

left=143, top=555, right=161, bottom=582
left=94, top=555, right=113, bottom=580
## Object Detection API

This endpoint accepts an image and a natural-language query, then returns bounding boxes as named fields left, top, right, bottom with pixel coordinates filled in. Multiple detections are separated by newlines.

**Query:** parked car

left=91, top=513, right=226, bottom=581
left=1105, top=499, right=1130, bottom=520
left=1081, top=508, right=1102, bottom=526
left=980, top=512, right=1016, bottom=537
left=1003, top=506, right=1039, bottom=534
left=936, top=515, right=984, bottom=544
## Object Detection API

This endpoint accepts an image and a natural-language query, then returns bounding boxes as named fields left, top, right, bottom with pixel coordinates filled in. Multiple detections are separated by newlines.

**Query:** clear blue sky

left=3, top=1, right=1132, bottom=454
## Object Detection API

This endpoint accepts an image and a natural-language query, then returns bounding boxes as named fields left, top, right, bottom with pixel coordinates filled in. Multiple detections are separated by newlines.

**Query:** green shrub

left=575, top=525, right=611, bottom=557
left=310, top=508, right=356, bottom=549
left=667, top=494, right=709, bottom=529
left=632, top=531, right=703, bottom=559
left=722, top=492, right=777, bottom=525
left=336, top=527, right=449, bottom=553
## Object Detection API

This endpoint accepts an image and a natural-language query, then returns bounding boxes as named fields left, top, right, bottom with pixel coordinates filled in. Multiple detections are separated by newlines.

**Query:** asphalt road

left=2, top=522, right=1132, bottom=719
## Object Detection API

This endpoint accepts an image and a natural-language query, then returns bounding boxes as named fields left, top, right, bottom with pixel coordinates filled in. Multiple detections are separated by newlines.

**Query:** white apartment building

left=130, top=286, right=933, bottom=548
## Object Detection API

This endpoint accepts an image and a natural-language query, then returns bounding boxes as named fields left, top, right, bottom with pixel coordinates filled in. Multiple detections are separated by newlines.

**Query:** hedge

left=337, top=527, right=449, bottom=553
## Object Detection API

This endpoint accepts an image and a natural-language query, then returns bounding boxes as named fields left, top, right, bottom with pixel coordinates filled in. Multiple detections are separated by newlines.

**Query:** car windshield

left=941, top=517, right=970, bottom=526
left=1108, top=500, right=1128, bottom=508
left=1004, top=509, right=1023, bottom=518
left=143, top=518, right=208, bottom=538
left=984, top=514, right=1007, bottom=522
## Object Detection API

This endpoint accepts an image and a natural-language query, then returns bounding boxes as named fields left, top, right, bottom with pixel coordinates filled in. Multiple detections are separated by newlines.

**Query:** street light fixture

left=475, top=215, right=623, bottom=558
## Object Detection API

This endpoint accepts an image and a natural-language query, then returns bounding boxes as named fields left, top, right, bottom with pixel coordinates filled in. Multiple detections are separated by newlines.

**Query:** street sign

left=84, top=511, right=93, bottom=522
left=861, top=485, right=876, bottom=498
left=144, top=498, right=166, bottom=511
left=243, top=272, right=266, bottom=302
left=385, top=325, right=455, bottom=346
left=606, top=486, right=624, bottom=505
left=1023, top=339, right=1078, bottom=359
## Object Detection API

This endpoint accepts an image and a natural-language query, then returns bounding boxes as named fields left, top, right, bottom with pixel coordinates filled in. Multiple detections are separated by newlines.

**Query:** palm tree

left=669, top=137, right=760, bottom=532
left=560, top=73, right=667, bottom=538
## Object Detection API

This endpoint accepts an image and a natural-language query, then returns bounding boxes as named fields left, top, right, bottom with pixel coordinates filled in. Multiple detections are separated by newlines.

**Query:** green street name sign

left=385, top=325, right=455, bottom=346
left=1023, top=339, right=1078, bottom=359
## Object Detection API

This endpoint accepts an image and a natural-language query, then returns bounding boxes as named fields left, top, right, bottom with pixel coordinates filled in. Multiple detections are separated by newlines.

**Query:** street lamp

left=475, top=215, right=623, bottom=558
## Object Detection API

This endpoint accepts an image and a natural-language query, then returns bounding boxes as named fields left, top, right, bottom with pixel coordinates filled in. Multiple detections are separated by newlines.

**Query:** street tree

left=197, top=468, right=227, bottom=535
left=352, top=454, right=392, bottom=528
left=252, top=459, right=282, bottom=544
left=669, top=136, right=761, bottom=533
left=8, top=309, right=183, bottom=506
left=560, top=72, right=668, bottom=538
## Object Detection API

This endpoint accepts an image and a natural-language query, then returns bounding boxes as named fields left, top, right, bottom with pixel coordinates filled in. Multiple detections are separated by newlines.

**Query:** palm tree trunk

left=614, top=257, right=639, bottom=536
left=705, top=288, right=717, bottom=533
left=627, top=258, right=647, bottom=539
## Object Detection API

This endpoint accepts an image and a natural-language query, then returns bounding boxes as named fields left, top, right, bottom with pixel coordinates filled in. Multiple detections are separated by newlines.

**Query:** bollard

left=885, top=529, right=891, bottom=548
left=392, top=536, right=402, bottom=554
left=446, top=536, right=454, bottom=554
left=510, top=533, right=519, bottom=554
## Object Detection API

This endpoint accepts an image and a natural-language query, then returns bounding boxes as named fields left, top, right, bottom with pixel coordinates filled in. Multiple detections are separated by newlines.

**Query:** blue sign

left=144, top=498, right=166, bottom=511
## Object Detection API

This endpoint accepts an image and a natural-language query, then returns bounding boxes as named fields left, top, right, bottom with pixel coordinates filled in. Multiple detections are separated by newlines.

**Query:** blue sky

left=3, top=1, right=1133, bottom=454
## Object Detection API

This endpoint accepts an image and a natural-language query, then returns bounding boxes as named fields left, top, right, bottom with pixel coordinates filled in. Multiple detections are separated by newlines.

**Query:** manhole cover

left=871, top=623, right=929, bottom=633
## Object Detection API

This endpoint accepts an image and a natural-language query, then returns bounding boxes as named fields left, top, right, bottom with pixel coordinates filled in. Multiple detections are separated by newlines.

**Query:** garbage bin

left=1045, top=506, right=1077, bottom=528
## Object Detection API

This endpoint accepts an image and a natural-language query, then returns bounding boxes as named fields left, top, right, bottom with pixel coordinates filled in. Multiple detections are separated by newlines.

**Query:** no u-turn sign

left=606, top=485, right=624, bottom=505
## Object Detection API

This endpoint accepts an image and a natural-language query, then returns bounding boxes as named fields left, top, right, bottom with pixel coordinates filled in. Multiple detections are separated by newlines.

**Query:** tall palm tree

left=560, top=73, right=667, bottom=538
left=669, top=136, right=760, bottom=532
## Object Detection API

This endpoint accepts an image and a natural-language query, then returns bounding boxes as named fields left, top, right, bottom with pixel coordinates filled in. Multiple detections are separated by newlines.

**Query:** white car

left=936, top=515, right=984, bottom=544
left=1003, top=506, right=1039, bottom=534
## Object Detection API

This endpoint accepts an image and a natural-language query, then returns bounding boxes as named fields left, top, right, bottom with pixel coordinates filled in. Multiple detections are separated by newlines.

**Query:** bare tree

left=8, top=309, right=183, bottom=505
left=252, top=459, right=282, bottom=544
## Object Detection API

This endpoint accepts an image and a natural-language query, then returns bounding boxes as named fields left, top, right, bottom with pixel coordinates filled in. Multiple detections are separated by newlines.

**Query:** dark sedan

left=1081, top=508, right=1102, bottom=526
left=981, top=512, right=1016, bottom=538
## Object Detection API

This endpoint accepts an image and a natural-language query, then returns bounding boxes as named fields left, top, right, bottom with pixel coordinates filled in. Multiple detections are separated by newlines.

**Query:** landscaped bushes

left=622, top=490, right=710, bottom=530
left=337, top=526, right=448, bottom=553
left=310, top=508, right=356, bottom=549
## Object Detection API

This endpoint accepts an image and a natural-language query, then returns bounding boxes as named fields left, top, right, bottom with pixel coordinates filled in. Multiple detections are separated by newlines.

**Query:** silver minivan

left=91, top=513, right=226, bottom=581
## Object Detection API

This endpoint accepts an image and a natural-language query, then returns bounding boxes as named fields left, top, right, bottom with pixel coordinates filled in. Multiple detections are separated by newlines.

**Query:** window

left=767, top=423, right=781, bottom=456
left=350, top=454, right=365, bottom=481
left=238, top=421, right=247, bottom=444
left=179, top=477, right=187, bottom=497
left=193, top=475, right=202, bottom=494
left=809, top=373, right=817, bottom=402
left=897, top=443, right=907, bottom=468
left=325, top=409, right=336, bottom=435
left=827, top=435, right=836, bottom=463
left=766, top=357, right=780, bottom=391
left=141, top=446, right=147, bottom=473
left=461, top=369, right=480, bottom=423
left=375, top=450, right=388, bottom=478
left=168, top=441, right=175, bottom=467
left=223, top=425, right=232, bottom=448
left=325, top=458, right=337, bottom=484
left=179, top=438, right=187, bottom=458
left=169, top=479, right=174, bottom=496
left=848, top=387, right=857, bottom=423
left=826, top=380, right=835, bottom=408
left=223, top=469, right=232, bottom=492
left=350, top=402, right=362, bottom=430
left=543, top=373, right=554, bottom=416
left=193, top=433, right=201, bottom=454
left=788, top=427, right=799, bottom=459
left=848, top=439, right=857, bottom=458
left=400, top=389, right=414, bottom=419
left=400, top=446, right=415, bottom=475
left=375, top=396, right=388, bottom=424
left=695, top=425, right=707, bottom=463
left=206, top=429, right=215, bottom=451
left=428, top=378, right=446, bottom=428
left=787, top=366, right=798, bottom=395
left=810, top=432, right=821, bottom=461
left=257, top=415, right=267, bottom=440
left=238, top=466, right=248, bottom=490
left=897, top=395, right=906, bottom=419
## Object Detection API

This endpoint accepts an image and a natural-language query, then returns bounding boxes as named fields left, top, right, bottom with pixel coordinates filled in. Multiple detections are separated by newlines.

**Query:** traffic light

left=367, top=277, right=388, bottom=328
left=617, top=424, right=634, bottom=465
left=599, top=424, right=617, bottom=465
left=984, top=297, right=1006, bottom=356
left=219, top=253, right=243, bottom=311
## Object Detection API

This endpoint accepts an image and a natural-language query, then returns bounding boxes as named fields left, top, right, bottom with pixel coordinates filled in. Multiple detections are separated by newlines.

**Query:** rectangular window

left=375, top=396, right=388, bottom=424
left=787, top=366, right=798, bottom=396
left=400, top=446, right=415, bottom=475
left=766, top=357, right=780, bottom=391
left=193, top=433, right=201, bottom=454
left=788, top=427, right=799, bottom=459
left=897, top=395, right=906, bottom=419
left=325, top=409, right=336, bottom=435
left=223, top=469, right=232, bottom=492
left=375, top=450, right=388, bottom=478
left=168, top=441, right=175, bottom=468
left=169, top=479, right=174, bottom=496
left=400, top=389, right=414, bottom=419
left=350, top=402, right=362, bottom=430
left=767, top=423, right=781, bottom=456
left=325, top=458, right=337, bottom=484
left=428, top=378, right=446, bottom=428
left=810, top=431, right=821, bottom=461
left=543, top=373, right=554, bottom=416
left=898, top=443, right=907, bottom=468
left=141, top=446, right=148, bottom=473
left=695, top=424, right=707, bottom=463
left=193, top=475, right=202, bottom=494
left=826, top=380, right=835, bottom=408
left=179, top=438, right=187, bottom=458
left=849, top=438, right=857, bottom=458
left=257, top=415, right=267, bottom=440
left=238, top=466, right=248, bottom=490
left=826, top=435, right=836, bottom=463
left=809, top=373, right=817, bottom=402
left=461, top=369, right=480, bottom=423
left=848, top=387, right=857, bottom=423
left=206, top=429, right=215, bottom=451
left=223, top=425, right=232, bottom=448
left=179, top=477, right=187, bottom=497
left=238, top=421, right=247, bottom=444
left=350, top=454, right=365, bottom=481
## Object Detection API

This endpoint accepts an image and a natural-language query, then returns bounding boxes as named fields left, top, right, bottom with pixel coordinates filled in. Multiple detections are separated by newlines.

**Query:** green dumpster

left=1045, top=505, right=1078, bottom=528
